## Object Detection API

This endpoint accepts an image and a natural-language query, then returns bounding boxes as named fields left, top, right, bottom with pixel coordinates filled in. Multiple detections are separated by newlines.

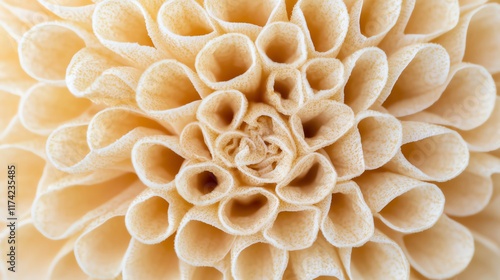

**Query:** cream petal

left=356, top=110, right=402, bottom=170
left=404, top=63, right=496, bottom=130
left=256, top=22, right=308, bottom=73
left=137, top=59, right=208, bottom=134
left=32, top=173, right=142, bottom=239
left=19, top=21, right=98, bottom=84
left=380, top=0, right=460, bottom=53
left=179, top=260, right=228, bottom=280
left=157, top=0, right=218, bottom=67
left=19, top=83, right=92, bottom=135
left=123, top=237, right=180, bottom=280
left=179, top=122, right=216, bottom=161
left=339, top=0, right=402, bottom=57
left=263, top=203, right=321, bottom=250
left=125, top=188, right=190, bottom=244
left=300, top=58, right=344, bottom=101
left=131, top=135, right=185, bottom=189
left=356, top=171, right=445, bottom=233
left=400, top=215, right=475, bottom=279
left=75, top=214, right=131, bottom=279
left=318, top=181, right=374, bottom=247
left=284, top=234, right=345, bottom=280
left=342, top=47, right=388, bottom=114
left=290, top=0, right=349, bottom=58
left=205, top=0, right=287, bottom=40
left=437, top=153, right=499, bottom=217
left=231, top=234, right=288, bottom=280
left=455, top=237, right=500, bottom=280
left=459, top=97, right=500, bottom=152
left=384, top=121, right=469, bottom=182
left=218, top=187, right=279, bottom=235
left=195, top=33, right=262, bottom=101
left=338, top=230, right=410, bottom=280
left=276, top=152, right=337, bottom=205
left=176, top=162, right=235, bottom=206
left=92, top=0, right=164, bottom=68
left=38, top=0, right=94, bottom=24
left=66, top=47, right=140, bottom=108
left=0, top=117, right=46, bottom=157
left=290, top=100, right=354, bottom=153
left=377, top=43, right=450, bottom=117
left=323, top=128, right=365, bottom=181
left=0, top=90, right=19, bottom=135
left=264, top=68, right=305, bottom=116
left=197, top=90, right=248, bottom=134
left=48, top=238, right=93, bottom=280
left=175, top=205, right=236, bottom=266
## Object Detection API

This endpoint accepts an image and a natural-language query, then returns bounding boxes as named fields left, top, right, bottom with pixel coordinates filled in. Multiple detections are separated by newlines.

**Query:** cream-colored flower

left=1, top=0, right=500, bottom=279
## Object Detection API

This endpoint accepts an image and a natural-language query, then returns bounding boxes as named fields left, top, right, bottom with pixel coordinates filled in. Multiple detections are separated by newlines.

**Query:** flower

left=1, top=0, right=500, bottom=279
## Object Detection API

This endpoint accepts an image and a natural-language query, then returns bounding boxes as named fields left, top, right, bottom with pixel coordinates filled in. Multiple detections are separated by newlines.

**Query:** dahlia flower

left=0, top=0, right=499, bottom=279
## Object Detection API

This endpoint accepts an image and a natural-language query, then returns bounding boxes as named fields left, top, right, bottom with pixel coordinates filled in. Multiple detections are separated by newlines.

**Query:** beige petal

left=400, top=215, right=475, bottom=279
left=276, top=152, right=337, bottom=205
left=455, top=237, right=500, bottom=280
left=256, top=22, right=308, bottom=72
left=66, top=47, right=140, bottom=108
left=404, top=63, right=496, bottom=130
left=0, top=220, right=66, bottom=280
left=195, top=33, right=262, bottom=101
left=434, top=3, right=500, bottom=74
left=125, top=188, right=190, bottom=244
left=437, top=153, right=499, bottom=217
left=18, top=21, right=98, bottom=84
left=231, top=234, right=288, bottom=280
left=0, top=147, right=45, bottom=219
left=323, top=128, right=365, bottom=181
left=75, top=214, right=131, bottom=279
left=157, top=0, right=218, bottom=67
left=377, top=43, right=450, bottom=117
left=131, top=135, right=185, bottom=189
left=92, top=0, right=164, bottom=68
left=48, top=238, right=93, bottom=280
left=0, top=117, right=47, bottom=157
left=379, top=0, right=460, bottom=53
left=459, top=0, right=488, bottom=12
left=356, top=110, right=402, bottom=170
left=339, top=0, right=402, bottom=57
left=455, top=190, right=500, bottom=251
left=38, top=0, right=94, bottom=24
left=180, top=122, right=216, bottom=161
left=339, top=230, right=410, bottom=280
left=197, top=90, right=248, bottom=134
left=176, top=161, right=235, bottom=206
left=356, top=171, right=444, bottom=233
left=137, top=59, right=208, bottom=134
left=19, top=83, right=92, bottom=135
left=0, top=1, right=53, bottom=41
left=318, top=181, right=374, bottom=247
left=459, top=97, right=500, bottom=152
left=300, top=58, right=344, bottom=101
left=204, top=0, right=287, bottom=40
left=290, top=0, right=349, bottom=58
left=175, top=205, right=236, bottom=266
left=264, top=68, right=305, bottom=116
left=0, top=90, right=19, bottom=134
left=263, top=203, right=321, bottom=250
left=342, top=47, right=388, bottom=114
left=384, top=121, right=469, bottom=182
left=0, top=25, right=35, bottom=95
left=218, top=187, right=279, bottom=235
left=290, top=99, right=354, bottom=153
left=32, top=173, right=142, bottom=239
left=179, top=260, right=228, bottom=280
left=285, top=234, right=345, bottom=280
left=123, top=237, right=180, bottom=280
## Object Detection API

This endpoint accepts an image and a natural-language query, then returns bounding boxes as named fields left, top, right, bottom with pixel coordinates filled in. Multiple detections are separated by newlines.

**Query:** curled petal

left=384, top=121, right=469, bottom=182
left=180, top=122, right=217, bottom=161
left=38, top=0, right=95, bottom=24
left=231, top=234, right=288, bottom=280
left=323, top=128, right=365, bottom=181
left=197, top=90, right=248, bottom=134
left=175, top=205, right=236, bottom=266
left=318, top=181, right=374, bottom=247
left=455, top=237, right=500, bottom=280
left=356, top=171, right=445, bottom=233
left=218, top=187, right=279, bottom=235
left=301, top=58, right=344, bottom=100
left=459, top=97, right=500, bottom=152
left=264, top=68, right=305, bottom=116
left=176, top=162, right=235, bottom=206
